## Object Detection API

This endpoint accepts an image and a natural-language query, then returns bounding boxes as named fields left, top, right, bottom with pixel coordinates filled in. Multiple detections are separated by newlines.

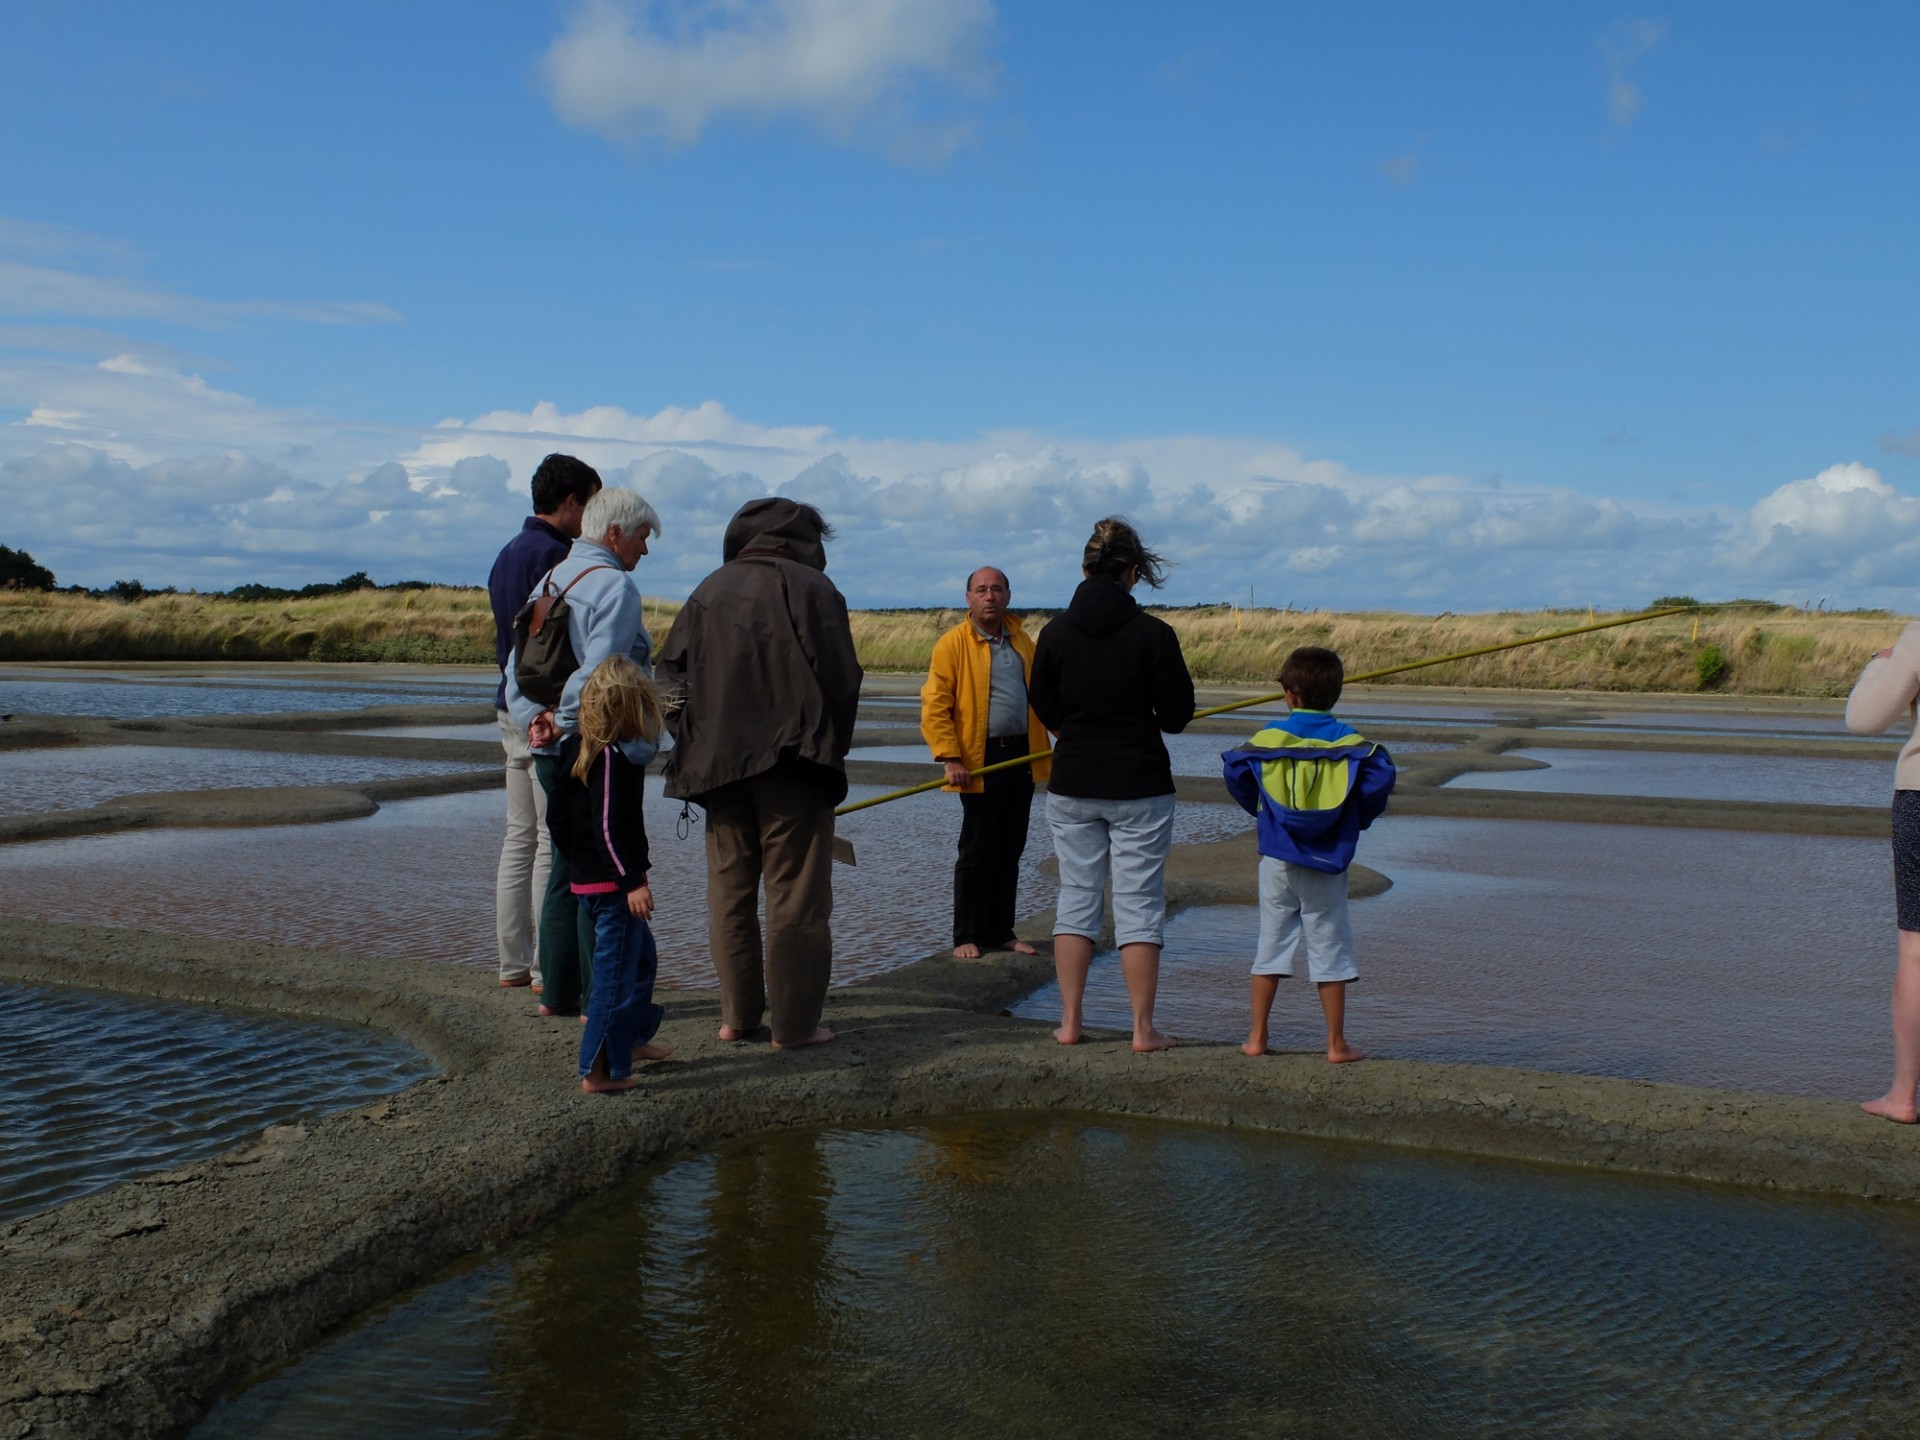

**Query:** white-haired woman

left=507, top=483, right=663, bottom=1021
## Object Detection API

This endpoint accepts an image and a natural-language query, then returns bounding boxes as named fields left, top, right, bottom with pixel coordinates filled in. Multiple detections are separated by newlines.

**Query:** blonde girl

left=546, top=655, right=671, bottom=1093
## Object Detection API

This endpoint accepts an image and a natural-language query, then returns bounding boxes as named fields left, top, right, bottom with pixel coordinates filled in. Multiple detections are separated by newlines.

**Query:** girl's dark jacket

left=1029, top=577, right=1196, bottom=800
left=657, top=498, right=864, bottom=805
left=547, top=735, right=651, bottom=894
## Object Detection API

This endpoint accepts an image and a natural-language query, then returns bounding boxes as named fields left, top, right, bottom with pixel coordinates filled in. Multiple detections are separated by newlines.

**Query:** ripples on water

left=0, top=745, right=487, bottom=817
left=0, top=983, right=432, bottom=1224
left=849, top=730, right=1454, bottom=777
left=1016, top=816, right=1893, bottom=1098
left=191, top=1114, right=1920, bottom=1440
left=0, top=781, right=1238, bottom=985
left=0, top=674, right=496, bottom=719
left=1446, top=747, right=1891, bottom=807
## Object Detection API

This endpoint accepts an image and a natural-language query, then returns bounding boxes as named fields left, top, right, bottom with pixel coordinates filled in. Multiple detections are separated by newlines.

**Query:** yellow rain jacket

left=919, top=614, right=1053, bottom=792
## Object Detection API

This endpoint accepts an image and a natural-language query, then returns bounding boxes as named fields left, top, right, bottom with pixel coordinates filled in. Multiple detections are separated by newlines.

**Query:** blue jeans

left=578, top=893, right=664, bottom=1080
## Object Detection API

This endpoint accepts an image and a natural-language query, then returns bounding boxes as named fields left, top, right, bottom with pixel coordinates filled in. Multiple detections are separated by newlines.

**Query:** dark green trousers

left=533, top=753, right=597, bottom=1013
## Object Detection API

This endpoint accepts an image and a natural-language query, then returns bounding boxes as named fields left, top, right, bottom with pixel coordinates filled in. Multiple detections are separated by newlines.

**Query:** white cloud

left=2, top=361, right=1916, bottom=611
left=0, top=258, right=401, bottom=329
left=1601, top=19, right=1666, bottom=129
left=1744, top=462, right=1920, bottom=585
left=542, top=0, right=999, bottom=160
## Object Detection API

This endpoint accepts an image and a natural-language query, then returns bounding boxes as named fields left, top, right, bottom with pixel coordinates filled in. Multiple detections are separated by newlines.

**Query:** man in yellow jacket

left=920, top=566, right=1054, bottom=959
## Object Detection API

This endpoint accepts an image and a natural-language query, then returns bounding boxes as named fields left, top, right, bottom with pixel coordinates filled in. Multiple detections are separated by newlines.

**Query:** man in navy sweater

left=486, top=453, right=602, bottom=988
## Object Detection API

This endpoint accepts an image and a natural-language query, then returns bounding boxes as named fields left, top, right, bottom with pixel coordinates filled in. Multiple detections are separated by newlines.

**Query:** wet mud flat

left=192, top=1113, right=1920, bottom=1440
left=0, top=982, right=431, bottom=1225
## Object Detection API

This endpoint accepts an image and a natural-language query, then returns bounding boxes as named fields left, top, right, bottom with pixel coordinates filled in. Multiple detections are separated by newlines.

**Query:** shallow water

left=0, top=745, right=486, bottom=816
left=1015, top=815, right=1895, bottom=1098
left=850, top=731, right=1452, bottom=778
left=1444, top=746, right=1891, bottom=807
left=0, top=675, right=496, bottom=719
left=1575, top=709, right=1849, bottom=735
left=0, top=780, right=1242, bottom=985
left=191, top=1113, right=1920, bottom=1440
left=0, top=982, right=431, bottom=1223
left=339, top=723, right=503, bottom=743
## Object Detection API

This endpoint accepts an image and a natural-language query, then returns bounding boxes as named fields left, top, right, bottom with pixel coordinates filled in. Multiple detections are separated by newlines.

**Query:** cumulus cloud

left=0, top=212, right=401, bottom=331
left=5, top=364, right=1919, bottom=611
left=1600, top=18, right=1665, bottom=129
left=542, top=0, right=1000, bottom=160
left=1744, top=462, right=1920, bottom=585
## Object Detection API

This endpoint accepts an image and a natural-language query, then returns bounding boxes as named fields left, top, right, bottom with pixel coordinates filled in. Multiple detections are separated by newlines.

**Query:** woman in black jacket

left=1029, top=517, right=1196, bottom=1050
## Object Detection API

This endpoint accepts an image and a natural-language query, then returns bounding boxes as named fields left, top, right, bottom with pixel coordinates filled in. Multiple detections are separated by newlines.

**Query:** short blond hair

left=573, top=655, right=664, bottom=782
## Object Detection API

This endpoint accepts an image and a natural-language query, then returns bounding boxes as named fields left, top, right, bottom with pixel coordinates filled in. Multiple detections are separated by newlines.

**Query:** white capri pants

left=1048, top=792, right=1178, bottom=947
left=1252, top=856, right=1358, bottom=984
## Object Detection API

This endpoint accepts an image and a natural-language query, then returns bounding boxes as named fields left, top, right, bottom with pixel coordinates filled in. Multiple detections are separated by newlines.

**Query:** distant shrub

left=1650, top=595, right=1700, bottom=609
left=1695, top=644, right=1729, bottom=688
left=0, top=545, right=55, bottom=591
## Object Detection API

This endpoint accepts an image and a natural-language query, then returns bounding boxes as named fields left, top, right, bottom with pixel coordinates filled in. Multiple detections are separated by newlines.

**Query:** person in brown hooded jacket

left=658, top=498, right=863, bottom=1048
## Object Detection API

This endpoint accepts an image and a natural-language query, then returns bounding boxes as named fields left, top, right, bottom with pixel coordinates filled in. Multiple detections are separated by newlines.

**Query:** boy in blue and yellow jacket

left=1221, top=646, right=1395, bottom=1063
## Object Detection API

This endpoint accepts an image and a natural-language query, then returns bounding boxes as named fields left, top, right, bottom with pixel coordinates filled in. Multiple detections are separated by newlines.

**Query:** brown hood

left=722, top=497, right=828, bottom=570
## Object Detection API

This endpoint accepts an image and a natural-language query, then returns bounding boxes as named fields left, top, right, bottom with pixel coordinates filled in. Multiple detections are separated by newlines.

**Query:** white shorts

left=1251, top=856, right=1357, bottom=984
left=1048, top=792, right=1178, bottom=947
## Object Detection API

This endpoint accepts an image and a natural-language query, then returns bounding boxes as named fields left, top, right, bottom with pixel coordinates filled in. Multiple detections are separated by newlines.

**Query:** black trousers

left=953, top=735, right=1035, bottom=948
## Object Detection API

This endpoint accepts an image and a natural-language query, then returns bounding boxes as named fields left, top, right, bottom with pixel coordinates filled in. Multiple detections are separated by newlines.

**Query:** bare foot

left=581, top=1073, right=640, bottom=1094
left=497, top=974, right=532, bottom=989
left=1008, top=940, right=1039, bottom=956
left=772, top=1026, right=836, bottom=1049
left=1861, top=1094, right=1919, bottom=1123
left=1241, top=1038, right=1268, bottom=1057
left=1132, top=1029, right=1177, bottom=1053
left=718, top=1024, right=754, bottom=1042
left=1326, top=1043, right=1367, bottom=1064
left=1052, top=1025, right=1082, bottom=1045
left=579, top=1014, right=588, bottom=1025
left=632, top=1042, right=675, bottom=1062
left=537, top=1004, right=578, bottom=1019
left=952, top=943, right=982, bottom=959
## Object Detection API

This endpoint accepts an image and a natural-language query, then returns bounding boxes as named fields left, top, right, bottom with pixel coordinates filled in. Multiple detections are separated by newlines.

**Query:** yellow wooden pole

left=833, top=604, right=1695, bottom=817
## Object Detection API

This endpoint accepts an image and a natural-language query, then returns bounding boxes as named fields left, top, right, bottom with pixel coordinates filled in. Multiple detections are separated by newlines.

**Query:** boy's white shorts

left=1252, top=856, right=1358, bottom=984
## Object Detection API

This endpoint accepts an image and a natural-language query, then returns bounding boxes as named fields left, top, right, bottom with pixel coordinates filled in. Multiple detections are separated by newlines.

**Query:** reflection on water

left=0, top=745, right=486, bottom=817
left=0, top=780, right=1234, bottom=985
left=0, top=982, right=431, bottom=1223
left=1569, top=709, right=1849, bottom=736
left=851, top=731, right=1453, bottom=777
left=1445, top=747, right=1891, bottom=807
left=0, top=675, right=496, bottom=719
left=339, top=723, right=502, bottom=743
left=1016, top=816, right=1894, bottom=1098
left=192, top=1114, right=1920, bottom=1440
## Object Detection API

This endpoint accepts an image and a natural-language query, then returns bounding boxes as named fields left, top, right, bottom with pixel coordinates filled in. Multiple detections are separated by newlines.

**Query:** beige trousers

left=702, top=767, right=835, bottom=1044
left=494, top=710, right=550, bottom=982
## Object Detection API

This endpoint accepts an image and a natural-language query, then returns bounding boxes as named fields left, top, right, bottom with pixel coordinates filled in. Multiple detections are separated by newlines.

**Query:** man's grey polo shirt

left=976, top=621, right=1028, bottom=738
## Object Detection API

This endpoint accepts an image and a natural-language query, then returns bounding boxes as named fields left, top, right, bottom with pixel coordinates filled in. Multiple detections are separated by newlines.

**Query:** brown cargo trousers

left=702, top=766, right=835, bottom=1044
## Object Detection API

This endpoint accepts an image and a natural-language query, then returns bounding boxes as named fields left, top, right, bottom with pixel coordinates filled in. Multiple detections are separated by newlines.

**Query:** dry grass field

left=0, top=587, right=1904, bottom=695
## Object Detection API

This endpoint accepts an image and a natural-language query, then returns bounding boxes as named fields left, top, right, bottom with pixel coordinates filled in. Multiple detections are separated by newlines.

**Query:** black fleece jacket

left=1029, top=577, right=1196, bottom=800
left=547, top=735, right=651, bottom=893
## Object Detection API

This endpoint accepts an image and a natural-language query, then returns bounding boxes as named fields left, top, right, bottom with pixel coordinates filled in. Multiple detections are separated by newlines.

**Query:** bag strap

left=528, top=564, right=616, bottom=638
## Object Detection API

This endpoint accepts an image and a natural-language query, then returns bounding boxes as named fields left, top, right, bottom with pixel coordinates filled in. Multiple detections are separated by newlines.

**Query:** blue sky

left=2, top=1, right=1917, bottom=609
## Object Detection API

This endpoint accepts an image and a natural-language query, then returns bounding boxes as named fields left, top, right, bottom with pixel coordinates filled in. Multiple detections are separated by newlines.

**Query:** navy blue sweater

left=487, top=517, right=571, bottom=709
